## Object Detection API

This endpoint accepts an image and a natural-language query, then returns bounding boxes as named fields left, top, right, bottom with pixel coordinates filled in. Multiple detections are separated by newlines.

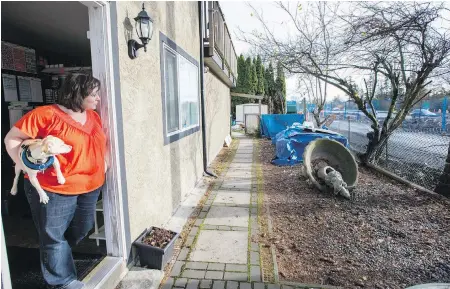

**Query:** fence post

left=347, top=117, right=351, bottom=145
left=442, top=96, right=448, bottom=133
left=344, top=101, right=347, bottom=119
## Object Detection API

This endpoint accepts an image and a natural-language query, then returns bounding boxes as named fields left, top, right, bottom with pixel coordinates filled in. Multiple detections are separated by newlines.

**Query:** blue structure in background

left=271, top=126, right=348, bottom=166
left=286, top=100, right=298, bottom=114
left=443, top=97, right=448, bottom=132
left=260, top=114, right=305, bottom=143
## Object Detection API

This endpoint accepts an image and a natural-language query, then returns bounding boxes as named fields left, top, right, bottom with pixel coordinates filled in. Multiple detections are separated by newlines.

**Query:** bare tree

left=240, top=1, right=450, bottom=163
left=297, top=74, right=330, bottom=127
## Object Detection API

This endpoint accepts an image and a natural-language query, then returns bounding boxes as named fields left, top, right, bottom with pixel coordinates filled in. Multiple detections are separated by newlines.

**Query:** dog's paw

left=40, top=194, right=50, bottom=204
left=57, top=176, right=66, bottom=185
left=10, top=188, right=17, bottom=196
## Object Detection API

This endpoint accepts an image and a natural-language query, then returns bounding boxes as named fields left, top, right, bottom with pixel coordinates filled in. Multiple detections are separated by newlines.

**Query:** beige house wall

left=204, top=73, right=231, bottom=164
left=114, top=1, right=203, bottom=241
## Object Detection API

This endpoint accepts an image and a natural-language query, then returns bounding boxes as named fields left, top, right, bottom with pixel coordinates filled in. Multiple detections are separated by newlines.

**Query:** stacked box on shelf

left=12, top=44, right=26, bottom=72
left=25, top=48, right=37, bottom=74
left=1, top=42, right=15, bottom=70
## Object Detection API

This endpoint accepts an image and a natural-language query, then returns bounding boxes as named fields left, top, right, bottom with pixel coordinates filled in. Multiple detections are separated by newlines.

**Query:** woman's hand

left=4, top=127, right=30, bottom=171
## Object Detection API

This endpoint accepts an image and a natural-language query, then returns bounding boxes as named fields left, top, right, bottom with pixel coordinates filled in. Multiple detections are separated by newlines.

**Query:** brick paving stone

left=198, top=212, right=207, bottom=218
left=205, top=270, right=224, bottom=280
left=207, top=263, right=225, bottom=271
left=226, top=281, right=239, bottom=289
left=185, top=236, right=195, bottom=247
left=174, top=278, right=188, bottom=287
left=250, top=266, right=262, bottom=282
left=189, top=227, right=199, bottom=236
left=178, top=248, right=189, bottom=261
left=267, top=284, right=281, bottom=289
left=170, top=261, right=185, bottom=277
left=224, top=272, right=248, bottom=281
left=185, top=261, right=208, bottom=270
left=250, top=251, right=260, bottom=265
left=161, top=277, right=175, bottom=289
left=202, top=206, right=210, bottom=212
left=239, top=282, right=252, bottom=289
left=199, top=279, right=212, bottom=288
left=253, top=283, right=265, bottom=289
left=212, top=280, right=226, bottom=289
left=225, top=264, right=247, bottom=272
left=194, top=219, right=203, bottom=227
left=203, top=224, right=218, bottom=230
left=231, top=227, right=247, bottom=231
left=251, top=242, right=259, bottom=251
left=182, top=270, right=206, bottom=279
left=281, top=286, right=294, bottom=289
left=186, top=279, right=200, bottom=289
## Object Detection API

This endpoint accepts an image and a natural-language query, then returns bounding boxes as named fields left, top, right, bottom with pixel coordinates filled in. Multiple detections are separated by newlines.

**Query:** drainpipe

left=199, top=1, right=217, bottom=178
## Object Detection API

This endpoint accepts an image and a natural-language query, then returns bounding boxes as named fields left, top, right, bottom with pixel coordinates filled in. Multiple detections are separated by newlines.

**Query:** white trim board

left=85, top=1, right=128, bottom=260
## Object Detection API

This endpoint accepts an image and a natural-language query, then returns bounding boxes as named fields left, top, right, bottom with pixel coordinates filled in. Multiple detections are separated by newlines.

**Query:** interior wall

left=1, top=2, right=92, bottom=204
left=205, top=73, right=231, bottom=164
left=114, top=1, right=203, bottom=240
left=1, top=1, right=91, bottom=60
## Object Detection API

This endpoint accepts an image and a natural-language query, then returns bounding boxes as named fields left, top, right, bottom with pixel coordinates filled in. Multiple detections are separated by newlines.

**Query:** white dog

left=11, top=136, right=72, bottom=204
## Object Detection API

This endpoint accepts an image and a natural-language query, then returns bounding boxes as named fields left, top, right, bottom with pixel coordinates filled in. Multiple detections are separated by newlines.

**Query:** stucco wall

left=115, top=1, right=203, bottom=241
left=205, top=73, right=231, bottom=164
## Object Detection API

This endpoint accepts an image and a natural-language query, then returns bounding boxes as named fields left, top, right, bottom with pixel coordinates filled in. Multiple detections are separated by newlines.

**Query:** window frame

left=160, top=32, right=200, bottom=145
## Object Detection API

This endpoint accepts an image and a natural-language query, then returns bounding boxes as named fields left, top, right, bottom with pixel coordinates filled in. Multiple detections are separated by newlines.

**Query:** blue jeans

left=24, top=179, right=101, bottom=289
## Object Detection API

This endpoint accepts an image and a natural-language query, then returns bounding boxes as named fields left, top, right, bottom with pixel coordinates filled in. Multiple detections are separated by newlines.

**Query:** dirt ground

left=258, top=138, right=450, bottom=289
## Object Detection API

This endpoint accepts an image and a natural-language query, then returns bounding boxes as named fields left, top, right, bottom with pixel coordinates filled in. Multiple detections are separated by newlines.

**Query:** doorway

left=1, top=2, right=127, bottom=288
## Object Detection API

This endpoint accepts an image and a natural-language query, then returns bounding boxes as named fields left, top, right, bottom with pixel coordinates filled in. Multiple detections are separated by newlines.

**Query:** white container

left=236, top=103, right=268, bottom=124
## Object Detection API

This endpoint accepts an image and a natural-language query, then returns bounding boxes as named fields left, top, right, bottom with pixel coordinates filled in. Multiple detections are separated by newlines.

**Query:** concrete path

left=162, top=138, right=265, bottom=289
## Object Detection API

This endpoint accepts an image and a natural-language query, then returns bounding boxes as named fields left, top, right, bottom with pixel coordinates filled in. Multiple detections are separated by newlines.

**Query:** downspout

left=199, top=1, right=217, bottom=178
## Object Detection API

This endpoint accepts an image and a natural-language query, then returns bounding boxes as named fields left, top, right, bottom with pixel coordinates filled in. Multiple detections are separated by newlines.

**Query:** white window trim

left=163, top=43, right=200, bottom=138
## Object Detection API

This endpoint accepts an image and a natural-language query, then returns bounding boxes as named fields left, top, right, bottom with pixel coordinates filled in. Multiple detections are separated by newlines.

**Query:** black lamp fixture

left=128, top=3, right=154, bottom=59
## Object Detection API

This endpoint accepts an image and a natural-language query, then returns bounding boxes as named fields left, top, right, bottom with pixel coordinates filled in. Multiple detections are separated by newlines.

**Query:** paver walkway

left=162, top=138, right=266, bottom=289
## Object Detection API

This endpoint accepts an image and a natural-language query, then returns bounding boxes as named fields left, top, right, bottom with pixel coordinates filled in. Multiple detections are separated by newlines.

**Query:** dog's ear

left=42, top=142, right=50, bottom=154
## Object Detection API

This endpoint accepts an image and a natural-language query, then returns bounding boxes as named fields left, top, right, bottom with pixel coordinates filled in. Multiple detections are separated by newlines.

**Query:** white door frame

left=1, top=215, right=13, bottom=289
left=1, top=2, right=129, bottom=288
left=82, top=1, right=128, bottom=260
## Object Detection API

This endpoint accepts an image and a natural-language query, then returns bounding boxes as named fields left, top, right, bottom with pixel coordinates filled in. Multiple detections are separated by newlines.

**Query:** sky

left=220, top=1, right=450, bottom=101
left=220, top=1, right=347, bottom=101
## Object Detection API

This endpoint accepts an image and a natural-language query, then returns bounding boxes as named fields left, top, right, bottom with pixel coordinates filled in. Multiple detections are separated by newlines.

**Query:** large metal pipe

left=198, top=1, right=216, bottom=178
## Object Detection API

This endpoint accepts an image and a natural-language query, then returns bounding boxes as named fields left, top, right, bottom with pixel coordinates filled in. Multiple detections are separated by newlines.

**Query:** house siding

left=114, top=1, right=203, bottom=241
left=205, top=72, right=231, bottom=164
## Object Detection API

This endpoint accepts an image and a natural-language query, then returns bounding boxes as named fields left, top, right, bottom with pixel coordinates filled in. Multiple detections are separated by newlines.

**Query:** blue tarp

left=271, top=127, right=348, bottom=166
left=260, top=114, right=305, bottom=142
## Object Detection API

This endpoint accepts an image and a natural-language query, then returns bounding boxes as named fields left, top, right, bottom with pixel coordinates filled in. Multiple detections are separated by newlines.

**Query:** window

left=160, top=32, right=200, bottom=144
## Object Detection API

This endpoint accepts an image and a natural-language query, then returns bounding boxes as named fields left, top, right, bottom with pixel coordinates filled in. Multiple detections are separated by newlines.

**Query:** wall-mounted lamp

left=128, top=3, right=154, bottom=59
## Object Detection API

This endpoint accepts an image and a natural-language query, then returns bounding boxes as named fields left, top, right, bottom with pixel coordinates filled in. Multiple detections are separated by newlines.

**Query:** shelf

left=89, top=225, right=106, bottom=241
left=1, top=68, right=38, bottom=77
left=41, top=66, right=91, bottom=75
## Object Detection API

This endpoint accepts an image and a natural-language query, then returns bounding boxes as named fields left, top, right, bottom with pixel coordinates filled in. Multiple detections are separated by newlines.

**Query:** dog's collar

left=21, top=144, right=55, bottom=171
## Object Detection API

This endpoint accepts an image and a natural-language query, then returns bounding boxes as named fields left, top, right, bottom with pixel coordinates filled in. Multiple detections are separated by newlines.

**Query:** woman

left=4, top=73, right=106, bottom=289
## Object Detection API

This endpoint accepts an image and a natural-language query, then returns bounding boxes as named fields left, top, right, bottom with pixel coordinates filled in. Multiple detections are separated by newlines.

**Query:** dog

left=10, top=136, right=72, bottom=204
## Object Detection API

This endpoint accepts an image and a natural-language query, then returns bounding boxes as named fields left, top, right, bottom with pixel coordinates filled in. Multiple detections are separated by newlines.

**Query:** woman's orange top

left=15, top=104, right=106, bottom=195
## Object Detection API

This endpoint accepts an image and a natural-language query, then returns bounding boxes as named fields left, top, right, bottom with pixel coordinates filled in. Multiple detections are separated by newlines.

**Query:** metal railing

left=203, top=1, right=238, bottom=81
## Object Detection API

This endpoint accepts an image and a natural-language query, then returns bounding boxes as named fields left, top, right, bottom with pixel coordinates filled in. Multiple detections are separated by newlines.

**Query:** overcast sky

left=220, top=1, right=347, bottom=101
left=220, top=1, right=450, bottom=101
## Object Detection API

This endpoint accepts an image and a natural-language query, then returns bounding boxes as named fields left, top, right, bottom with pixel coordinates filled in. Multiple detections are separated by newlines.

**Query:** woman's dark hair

left=57, top=73, right=101, bottom=112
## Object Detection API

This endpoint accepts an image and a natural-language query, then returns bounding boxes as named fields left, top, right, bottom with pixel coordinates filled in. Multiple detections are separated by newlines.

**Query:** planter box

left=133, top=227, right=179, bottom=270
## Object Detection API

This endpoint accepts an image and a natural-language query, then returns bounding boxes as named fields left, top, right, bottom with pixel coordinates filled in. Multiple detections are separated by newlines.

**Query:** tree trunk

left=435, top=141, right=450, bottom=198
left=313, top=113, right=321, bottom=128
left=362, top=130, right=389, bottom=164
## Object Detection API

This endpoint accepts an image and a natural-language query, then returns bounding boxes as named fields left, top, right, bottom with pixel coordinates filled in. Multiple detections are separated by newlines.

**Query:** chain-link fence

left=327, top=114, right=450, bottom=191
